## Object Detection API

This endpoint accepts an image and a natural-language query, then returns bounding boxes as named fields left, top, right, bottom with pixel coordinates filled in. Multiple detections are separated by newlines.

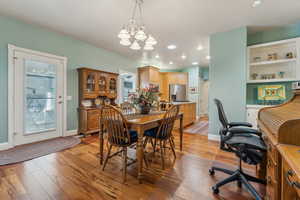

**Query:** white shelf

left=246, top=105, right=272, bottom=109
left=247, top=78, right=299, bottom=83
left=250, top=58, right=297, bottom=66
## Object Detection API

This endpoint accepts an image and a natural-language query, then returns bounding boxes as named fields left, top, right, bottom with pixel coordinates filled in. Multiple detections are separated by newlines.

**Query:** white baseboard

left=208, top=134, right=220, bottom=141
left=65, top=129, right=78, bottom=137
left=0, top=142, right=12, bottom=151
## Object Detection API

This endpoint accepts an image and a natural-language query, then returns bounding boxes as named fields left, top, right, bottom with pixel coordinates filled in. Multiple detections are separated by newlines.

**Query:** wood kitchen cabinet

left=138, top=66, right=161, bottom=89
left=174, top=103, right=196, bottom=129
left=138, top=67, right=188, bottom=101
left=160, top=72, right=188, bottom=101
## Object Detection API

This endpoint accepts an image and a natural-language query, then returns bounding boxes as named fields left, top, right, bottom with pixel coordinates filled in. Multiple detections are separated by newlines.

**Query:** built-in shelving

left=247, top=38, right=300, bottom=83
left=246, top=38, right=300, bottom=128
left=249, top=58, right=296, bottom=67
left=247, top=78, right=299, bottom=83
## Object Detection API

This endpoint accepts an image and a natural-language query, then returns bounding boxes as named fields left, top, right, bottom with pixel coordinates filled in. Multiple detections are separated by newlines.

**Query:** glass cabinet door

left=85, top=71, right=97, bottom=93
left=108, top=76, right=117, bottom=97
left=98, top=73, right=107, bottom=95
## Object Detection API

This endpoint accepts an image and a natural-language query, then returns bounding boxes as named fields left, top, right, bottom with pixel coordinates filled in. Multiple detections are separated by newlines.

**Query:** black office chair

left=209, top=99, right=267, bottom=200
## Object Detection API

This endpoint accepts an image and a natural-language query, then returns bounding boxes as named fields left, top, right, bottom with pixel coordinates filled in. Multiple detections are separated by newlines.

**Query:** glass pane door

left=24, top=60, right=57, bottom=135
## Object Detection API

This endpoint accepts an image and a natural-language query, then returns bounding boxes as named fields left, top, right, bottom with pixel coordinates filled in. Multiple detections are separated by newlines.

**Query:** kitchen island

left=172, top=102, right=196, bottom=129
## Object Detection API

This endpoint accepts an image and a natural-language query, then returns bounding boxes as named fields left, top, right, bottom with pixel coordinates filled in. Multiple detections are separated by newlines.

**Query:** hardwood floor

left=0, top=132, right=265, bottom=200
left=184, top=119, right=209, bottom=135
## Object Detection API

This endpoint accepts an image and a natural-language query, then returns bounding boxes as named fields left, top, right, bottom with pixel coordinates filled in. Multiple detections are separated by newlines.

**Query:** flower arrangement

left=129, top=87, right=159, bottom=114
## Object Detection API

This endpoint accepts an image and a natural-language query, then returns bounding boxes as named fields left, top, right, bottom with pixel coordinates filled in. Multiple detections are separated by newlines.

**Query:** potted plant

left=129, top=87, right=159, bottom=114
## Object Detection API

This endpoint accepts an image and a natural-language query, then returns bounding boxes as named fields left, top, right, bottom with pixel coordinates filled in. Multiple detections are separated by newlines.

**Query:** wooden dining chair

left=120, top=102, right=136, bottom=115
left=100, top=105, right=141, bottom=182
left=143, top=105, right=179, bottom=169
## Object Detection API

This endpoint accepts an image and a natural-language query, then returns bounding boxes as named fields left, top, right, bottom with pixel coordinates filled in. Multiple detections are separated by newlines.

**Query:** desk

left=99, top=112, right=184, bottom=183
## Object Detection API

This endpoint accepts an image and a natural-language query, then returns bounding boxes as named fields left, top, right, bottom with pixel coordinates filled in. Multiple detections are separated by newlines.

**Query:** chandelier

left=118, top=0, right=157, bottom=51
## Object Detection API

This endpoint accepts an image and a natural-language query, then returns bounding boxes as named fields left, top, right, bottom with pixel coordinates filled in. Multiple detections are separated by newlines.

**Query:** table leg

left=180, top=116, right=183, bottom=151
left=136, top=126, right=144, bottom=184
left=99, top=124, right=104, bottom=165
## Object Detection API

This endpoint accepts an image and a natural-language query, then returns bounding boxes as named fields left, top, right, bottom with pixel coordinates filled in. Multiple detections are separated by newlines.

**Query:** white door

left=13, top=50, right=65, bottom=146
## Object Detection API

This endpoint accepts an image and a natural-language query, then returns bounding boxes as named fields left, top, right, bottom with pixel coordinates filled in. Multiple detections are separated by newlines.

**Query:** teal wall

left=200, top=67, right=209, bottom=81
left=248, top=22, right=300, bottom=45
left=209, top=27, right=247, bottom=135
left=0, top=16, right=138, bottom=143
left=181, top=67, right=200, bottom=88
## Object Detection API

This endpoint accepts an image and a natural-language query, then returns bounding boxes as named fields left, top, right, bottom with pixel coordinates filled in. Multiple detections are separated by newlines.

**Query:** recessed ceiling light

left=206, top=56, right=211, bottom=60
left=155, top=54, right=160, bottom=59
left=197, top=45, right=203, bottom=51
left=192, top=62, right=199, bottom=65
left=252, top=0, right=262, bottom=7
left=169, top=61, right=173, bottom=65
left=167, top=45, right=177, bottom=50
left=181, top=54, right=187, bottom=59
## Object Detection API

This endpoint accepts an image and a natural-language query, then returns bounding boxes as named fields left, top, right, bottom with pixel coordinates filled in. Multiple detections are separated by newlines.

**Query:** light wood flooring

left=0, top=130, right=265, bottom=200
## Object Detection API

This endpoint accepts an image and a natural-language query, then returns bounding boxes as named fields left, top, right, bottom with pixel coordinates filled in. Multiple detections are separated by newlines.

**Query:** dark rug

left=0, top=136, right=81, bottom=165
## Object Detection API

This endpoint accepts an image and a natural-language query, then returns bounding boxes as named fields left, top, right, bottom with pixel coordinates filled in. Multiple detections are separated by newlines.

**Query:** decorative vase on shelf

left=140, top=104, right=151, bottom=114
left=278, top=71, right=285, bottom=79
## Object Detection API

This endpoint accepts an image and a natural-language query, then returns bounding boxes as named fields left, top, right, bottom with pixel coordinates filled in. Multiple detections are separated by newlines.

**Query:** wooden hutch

left=77, top=67, right=118, bottom=135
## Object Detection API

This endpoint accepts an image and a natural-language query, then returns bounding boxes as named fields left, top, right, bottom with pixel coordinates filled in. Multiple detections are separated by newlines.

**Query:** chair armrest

left=228, top=122, right=252, bottom=128
left=228, top=127, right=262, bottom=137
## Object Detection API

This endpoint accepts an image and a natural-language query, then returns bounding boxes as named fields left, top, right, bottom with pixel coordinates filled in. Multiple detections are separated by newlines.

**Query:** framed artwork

left=258, top=85, right=286, bottom=101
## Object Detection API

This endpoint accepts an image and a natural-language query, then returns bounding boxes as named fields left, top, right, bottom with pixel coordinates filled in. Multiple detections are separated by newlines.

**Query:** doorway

left=8, top=45, right=67, bottom=146
left=118, top=70, right=137, bottom=104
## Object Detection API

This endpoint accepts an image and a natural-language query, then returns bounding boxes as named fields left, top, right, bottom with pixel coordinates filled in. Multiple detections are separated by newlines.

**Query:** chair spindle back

left=101, top=105, right=131, bottom=146
left=156, top=105, right=179, bottom=139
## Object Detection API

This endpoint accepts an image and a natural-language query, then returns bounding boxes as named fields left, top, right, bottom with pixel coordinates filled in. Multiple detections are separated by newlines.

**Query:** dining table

left=98, top=111, right=184, bottom=183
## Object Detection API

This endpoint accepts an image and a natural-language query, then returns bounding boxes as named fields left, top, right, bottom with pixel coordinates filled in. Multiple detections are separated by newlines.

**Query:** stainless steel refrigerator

left=169, top=84, right=188, bottom=102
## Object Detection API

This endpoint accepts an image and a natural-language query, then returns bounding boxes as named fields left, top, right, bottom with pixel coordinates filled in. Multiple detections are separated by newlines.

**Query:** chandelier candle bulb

left=135, top=29, right=147, bottom=41
left=118, top=29, right=130, bottom=39
left=120, top=39, right=131, bottom=46
left=144, top=44, right=154, bottom=51
left=130, top=40, right=141, bottom=50
left=145, top=35, right=157, bottom=45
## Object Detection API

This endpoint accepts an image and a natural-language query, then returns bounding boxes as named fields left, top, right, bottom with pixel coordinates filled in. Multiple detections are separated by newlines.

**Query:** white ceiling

left=0, top=0, right=300, bottom=69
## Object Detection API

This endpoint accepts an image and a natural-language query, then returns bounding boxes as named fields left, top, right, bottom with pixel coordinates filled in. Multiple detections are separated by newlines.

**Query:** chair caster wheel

left=209, top=169, right=215, bottom=176
left=212, top=186, right=219, bottom=194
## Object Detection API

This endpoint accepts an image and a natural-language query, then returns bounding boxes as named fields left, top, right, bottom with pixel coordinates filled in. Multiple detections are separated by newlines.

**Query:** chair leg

left=163, top=141, right=166, bottom=155
left=239, top=173, right=262, bottom=200
left=209, top=166, right=235, bottom=176
left=214, top=171, right=240, bottom=188
left=150, top=138, right=155, bottom=149
left=169, top=138, right=176, bottom=159
left=143, top=137, right=149, bottom=149
left=102, top=144, right=112, bottom=171
left=242, top=172, right=266, bottom=185
left=122, top=147, right=127, bottom=183
left=152, top=139, right=157, bottom=161
left=160, top=140, right=165, bottom=170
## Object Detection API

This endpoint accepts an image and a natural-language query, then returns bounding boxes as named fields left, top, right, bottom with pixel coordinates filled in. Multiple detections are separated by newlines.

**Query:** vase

left=140, top=105, right=151, bottom=114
